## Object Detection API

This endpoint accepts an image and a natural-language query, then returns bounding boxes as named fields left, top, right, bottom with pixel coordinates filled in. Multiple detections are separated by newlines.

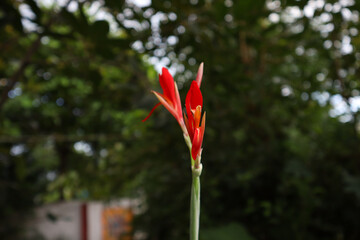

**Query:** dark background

left=1, top=0, right=360, bottom=239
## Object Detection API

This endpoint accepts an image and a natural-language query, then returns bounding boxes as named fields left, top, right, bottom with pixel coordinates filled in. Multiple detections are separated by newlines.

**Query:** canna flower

left=142, top=63, right=205, bottom=240
left=142, top=63, right=206, bottom=167
left=143, top=68, right=185, bottom=130
left=184, top=81, right=206, bottom=164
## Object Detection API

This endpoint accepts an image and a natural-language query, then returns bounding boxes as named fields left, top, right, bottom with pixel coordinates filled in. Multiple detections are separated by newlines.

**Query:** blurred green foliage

left=1, top=0, right=360, bottom=239
left=201, top=222, right=255, bottom=240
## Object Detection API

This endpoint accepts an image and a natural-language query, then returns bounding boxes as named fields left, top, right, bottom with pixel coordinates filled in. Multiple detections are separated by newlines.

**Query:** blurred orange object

left=102, top=207, right=133, bottom=240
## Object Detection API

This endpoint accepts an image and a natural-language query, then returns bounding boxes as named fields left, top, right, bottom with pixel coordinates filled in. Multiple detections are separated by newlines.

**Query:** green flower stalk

left=143, top=63, right=206, bottom=240
left=191, top=163, right=202, bottom=240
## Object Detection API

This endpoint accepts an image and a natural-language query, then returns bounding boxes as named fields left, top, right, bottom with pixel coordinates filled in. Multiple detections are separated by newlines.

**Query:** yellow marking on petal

left=194, top=105, right=202, bottom=128
left=201, top=111, right=206, bottom=128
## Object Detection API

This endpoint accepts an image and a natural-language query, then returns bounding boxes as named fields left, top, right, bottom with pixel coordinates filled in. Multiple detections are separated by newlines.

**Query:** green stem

left=190, top=166, right=202, bottom=240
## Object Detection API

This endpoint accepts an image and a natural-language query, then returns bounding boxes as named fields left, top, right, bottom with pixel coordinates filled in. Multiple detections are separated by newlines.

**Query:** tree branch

left=0, top=34, right=42, bottom=110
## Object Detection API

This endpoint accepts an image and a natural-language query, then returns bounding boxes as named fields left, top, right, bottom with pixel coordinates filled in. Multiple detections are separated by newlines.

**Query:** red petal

left=195, top=62, right=204, bottom=88
left=159, top=68, right=176, bottom=103
left=142, top=102, right=162, bottom=122
left=152, top=91, right=185, bottom=127
left=191, top=112, right=206, bottom=160
left=191, top=128, right=203, bottom=160
left=200, top=112, right=206, bottom=140
left=185, top=88, right=195, bottom=140
left=189, top=81, right=203, bottom=112
left=174, top=82, right=183, bottom=121
left=185, top=81, right=203, bottom=140
left=184, top=112, right=189, bottom=132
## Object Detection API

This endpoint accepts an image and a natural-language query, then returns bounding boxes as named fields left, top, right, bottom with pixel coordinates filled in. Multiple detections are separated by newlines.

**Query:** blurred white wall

left=26, top=201, right=82, bottom=240
left=26, top=199, right=138, bottom=240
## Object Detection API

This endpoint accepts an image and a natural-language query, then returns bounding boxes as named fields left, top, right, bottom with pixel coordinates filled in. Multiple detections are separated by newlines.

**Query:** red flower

left=185, top=81, right=206, bottom=162
left=142, top=68, right=184, bottom=127
left=143, top=63, right=206, bottom=165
